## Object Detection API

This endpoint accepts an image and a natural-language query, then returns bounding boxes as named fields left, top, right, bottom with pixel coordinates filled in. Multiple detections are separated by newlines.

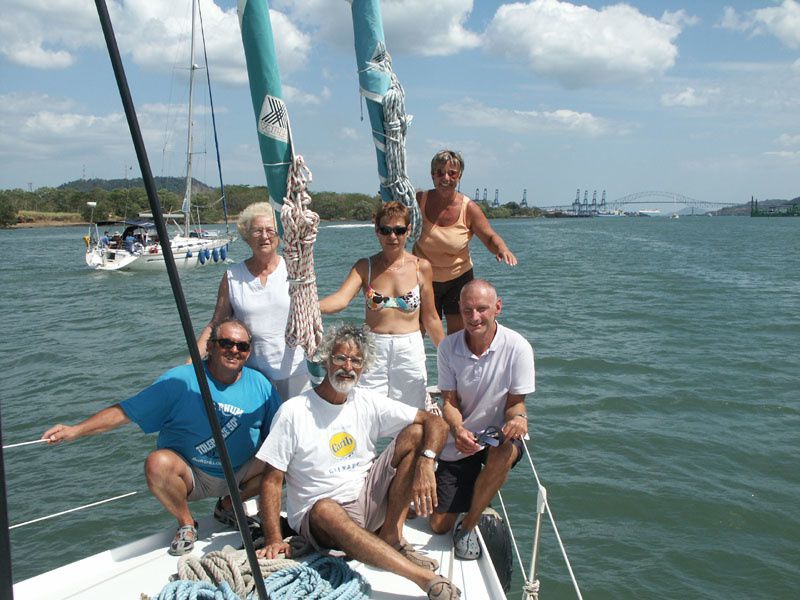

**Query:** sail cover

left=350, top=0, right=421, bottom=241
left=238, top=0, right=291, bottom=231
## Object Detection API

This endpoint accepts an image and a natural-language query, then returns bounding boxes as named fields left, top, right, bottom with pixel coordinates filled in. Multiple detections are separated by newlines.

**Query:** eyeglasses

left=433, top=169, right=460, bottom=179
left=377, top=225, right=409, bottom=236
left=212, top=338, right=251, bottom=352
left=249, top=228, right=278, bottom=238
left=331, top=354, right=364, bottom=368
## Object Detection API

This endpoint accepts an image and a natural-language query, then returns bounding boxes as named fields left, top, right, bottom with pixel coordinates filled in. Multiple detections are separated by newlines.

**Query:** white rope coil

left=381, top=66, right=422, bottom=243
left=280, top=155, right=324, bottom=358
left=176, top=543, right=303, bottom=598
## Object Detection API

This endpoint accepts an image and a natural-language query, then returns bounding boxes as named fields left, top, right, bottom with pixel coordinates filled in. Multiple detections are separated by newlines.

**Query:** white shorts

left=271, top=369, right=312, bottom=403
left=357, top=331, right=427, bottom=409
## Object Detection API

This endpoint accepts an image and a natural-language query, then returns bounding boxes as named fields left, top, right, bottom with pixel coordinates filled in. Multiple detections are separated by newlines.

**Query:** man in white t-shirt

left=256, top=324, right=461, bottom=600
left=429, top=279, right=535, bottom=560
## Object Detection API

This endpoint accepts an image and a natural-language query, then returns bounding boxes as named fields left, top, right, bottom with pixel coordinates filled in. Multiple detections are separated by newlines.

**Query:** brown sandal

left=395, top=539, right=439, bottom=571
left=426, top=574, right=461, bottom=600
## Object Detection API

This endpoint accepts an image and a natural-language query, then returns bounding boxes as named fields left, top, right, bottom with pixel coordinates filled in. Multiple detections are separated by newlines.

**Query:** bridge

left=536, top=190, right=739, bottom=214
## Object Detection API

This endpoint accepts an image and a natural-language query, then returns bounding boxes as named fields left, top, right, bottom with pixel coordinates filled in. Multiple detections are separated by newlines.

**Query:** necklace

left=381, top=253, right=405, bottom=272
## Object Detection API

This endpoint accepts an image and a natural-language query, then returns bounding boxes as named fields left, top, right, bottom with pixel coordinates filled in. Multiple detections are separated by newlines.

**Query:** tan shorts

left=299, top=439, right=398, bottom=550
left=187, top=457, right=260, bottom=501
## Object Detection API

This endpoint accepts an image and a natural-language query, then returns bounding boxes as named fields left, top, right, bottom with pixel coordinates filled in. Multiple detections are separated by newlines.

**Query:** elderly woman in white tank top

left=196, top=203, right=309, bottom=401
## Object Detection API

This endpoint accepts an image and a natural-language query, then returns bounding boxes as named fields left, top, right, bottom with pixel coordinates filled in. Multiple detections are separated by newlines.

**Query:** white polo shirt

left=437, top=323, right=535, bottom=462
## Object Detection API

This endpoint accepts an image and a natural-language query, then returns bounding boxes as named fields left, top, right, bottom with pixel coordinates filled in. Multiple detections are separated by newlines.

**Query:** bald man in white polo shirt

left=429, top=279, right=535, bottom=560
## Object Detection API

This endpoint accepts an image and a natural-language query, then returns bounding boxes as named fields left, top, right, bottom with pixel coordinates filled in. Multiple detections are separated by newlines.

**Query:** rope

left=280, top=154, right=324, bottom=358
left=176, top=544, right=301, bottom=598
left=153, top=580, right=240, bottom=600
left=378, top=55, right=422, bottom=244
left=521, top=440, right=584, bottom=600
left=2, top=438, right=48, bottom=449
left=9, top=491, right=137, bottom=530
left=170, top=549, right=370, bottom=600
left=264, top=553, right=370, bottom=600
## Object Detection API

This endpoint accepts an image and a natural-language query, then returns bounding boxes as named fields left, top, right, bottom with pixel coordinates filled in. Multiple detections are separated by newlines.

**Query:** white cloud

left=341, top=127, right=360, bottom=140
left=719, top=1, right=800, bottom=49
left=661, top=9, right=700, bottom=29
left=484, top=0, right=685, bottom=88
left=445, top=98, right=612, bottom=136
left=764, top=150, right=800, bottom=161
left=775, top=133, right=800, bottom=147
left=1, top=0, right=312, bottom=82
left=661, top=87, right=719, bottom=107
left=276, top=0, right=480, bottom=56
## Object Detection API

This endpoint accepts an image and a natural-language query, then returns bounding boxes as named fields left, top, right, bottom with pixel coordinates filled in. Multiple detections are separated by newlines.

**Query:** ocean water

left=1, top=217, right=798, bottom=599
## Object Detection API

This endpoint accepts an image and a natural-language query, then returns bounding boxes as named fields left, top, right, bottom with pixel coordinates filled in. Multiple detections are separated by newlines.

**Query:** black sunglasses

left=212, top=338, right=251, bottom=352
left=378, top=225, right=409, bottom=236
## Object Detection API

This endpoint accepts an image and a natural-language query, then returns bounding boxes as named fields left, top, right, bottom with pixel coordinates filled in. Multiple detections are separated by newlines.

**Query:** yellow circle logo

left=329, top=432, right=356, bottom=458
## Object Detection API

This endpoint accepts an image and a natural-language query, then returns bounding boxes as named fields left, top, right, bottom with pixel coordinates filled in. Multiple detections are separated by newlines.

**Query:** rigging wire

left=9, top=492, right=138, bottom=530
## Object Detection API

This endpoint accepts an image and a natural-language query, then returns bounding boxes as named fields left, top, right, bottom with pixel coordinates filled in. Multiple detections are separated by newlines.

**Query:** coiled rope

left=280, top=154, right=324, bottom=358
left=264, top=553, right=370, bottom=600
left=381, top=65, right=422, bottom=243
left=158, top=548, right=370, bottom=600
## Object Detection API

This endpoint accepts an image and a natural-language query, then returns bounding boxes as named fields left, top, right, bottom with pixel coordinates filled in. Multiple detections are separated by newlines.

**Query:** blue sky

left=2, top=0, right=799, bottom=209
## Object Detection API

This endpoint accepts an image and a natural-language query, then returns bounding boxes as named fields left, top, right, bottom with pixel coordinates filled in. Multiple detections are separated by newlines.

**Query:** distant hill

left=58, top=177, right=213, bottom=195
left=711, top=196, right=800, bottom=216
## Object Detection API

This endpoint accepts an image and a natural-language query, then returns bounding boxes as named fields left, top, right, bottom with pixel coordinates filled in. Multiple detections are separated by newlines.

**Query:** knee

left=429, top=512, right=456, bottom=535
left=309, top=498, right=343, bottom=523
left=397, top=422, right=424, bottom=447
left=144, top=449, right=182, bottom=480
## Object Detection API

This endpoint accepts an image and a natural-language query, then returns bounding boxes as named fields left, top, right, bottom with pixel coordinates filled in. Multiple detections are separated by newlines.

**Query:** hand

left=501, top=415, right=528, bottom=441
left=453, top=426, right=481, bottom=455
left=495, top=249, right=518, bottom=266
left=411, top=460, right=438, bottom=517
left=41, top=424, right=78, bottom=444
left=257, top=540, right=292, bottom=559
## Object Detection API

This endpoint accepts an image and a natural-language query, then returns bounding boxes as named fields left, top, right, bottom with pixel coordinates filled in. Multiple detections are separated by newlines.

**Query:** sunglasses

left=474, top=426, right=503, bottom=447
left=377, top=225, right=409, bottom=236
left=212, top=338, right=251, bottom=352
left=331, top=354, right=364, bottom=368
left=433, top=169, right=460, bottom=179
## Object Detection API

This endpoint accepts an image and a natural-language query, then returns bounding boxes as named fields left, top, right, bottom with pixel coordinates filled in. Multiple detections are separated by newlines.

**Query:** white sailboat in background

left=84, top=0, right=233, bottom=272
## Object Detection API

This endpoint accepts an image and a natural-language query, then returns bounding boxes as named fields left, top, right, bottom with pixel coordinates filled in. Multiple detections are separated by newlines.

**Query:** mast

left=182, top=0, right=198, bottom=237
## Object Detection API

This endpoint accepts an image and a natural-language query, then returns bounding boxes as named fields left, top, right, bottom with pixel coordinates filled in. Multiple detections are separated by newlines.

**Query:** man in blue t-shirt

left=42, top=318, right=281, bottom=555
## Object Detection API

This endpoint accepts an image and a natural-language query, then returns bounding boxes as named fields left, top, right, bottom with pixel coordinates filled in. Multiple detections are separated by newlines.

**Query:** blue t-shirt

left=120, top=364, right=280, bottom=477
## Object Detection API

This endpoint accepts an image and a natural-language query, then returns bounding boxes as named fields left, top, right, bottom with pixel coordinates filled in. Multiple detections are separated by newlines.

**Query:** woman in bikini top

left=320, top=202, right=444, bottom=347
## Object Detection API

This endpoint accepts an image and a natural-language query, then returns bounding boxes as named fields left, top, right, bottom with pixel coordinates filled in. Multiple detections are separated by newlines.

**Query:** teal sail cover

left=350, top=0, right=393, bottom=203
left=238, top=0, right=291, bottom=224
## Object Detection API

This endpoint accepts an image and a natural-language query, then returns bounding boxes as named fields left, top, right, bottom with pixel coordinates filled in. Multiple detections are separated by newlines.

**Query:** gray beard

left=329, top=369, right=357, bottom=394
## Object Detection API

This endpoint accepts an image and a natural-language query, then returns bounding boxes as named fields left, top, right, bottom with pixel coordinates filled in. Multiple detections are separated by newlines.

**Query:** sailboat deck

left=13, top=515, right=504, bottom=599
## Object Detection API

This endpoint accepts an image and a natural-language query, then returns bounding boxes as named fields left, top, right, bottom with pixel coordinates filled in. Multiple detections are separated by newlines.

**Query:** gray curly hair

left=237, top=202, right=277, bottom=240
left=317, top=323, right=376, bottom=372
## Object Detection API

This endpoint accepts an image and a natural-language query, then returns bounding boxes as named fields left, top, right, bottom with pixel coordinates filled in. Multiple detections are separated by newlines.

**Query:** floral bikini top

left=365, top=256, right=421, bottom=313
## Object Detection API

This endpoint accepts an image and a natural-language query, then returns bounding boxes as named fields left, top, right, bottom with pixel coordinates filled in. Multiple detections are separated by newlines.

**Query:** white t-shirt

left=437, top=323, right=535, bottom=462
left=256, top=387, right=418, bottom=531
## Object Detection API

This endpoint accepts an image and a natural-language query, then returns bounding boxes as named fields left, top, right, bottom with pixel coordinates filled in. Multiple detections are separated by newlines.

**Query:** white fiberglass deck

left=13, top=515, right=505, bottom=599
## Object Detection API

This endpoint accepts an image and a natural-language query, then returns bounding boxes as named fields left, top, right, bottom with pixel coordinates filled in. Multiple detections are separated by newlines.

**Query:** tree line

left=0, top=180, right=542, bottom=227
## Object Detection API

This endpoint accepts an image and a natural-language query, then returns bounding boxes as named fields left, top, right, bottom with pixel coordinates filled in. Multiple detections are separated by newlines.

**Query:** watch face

left=423, top=449, right=437, bottom=459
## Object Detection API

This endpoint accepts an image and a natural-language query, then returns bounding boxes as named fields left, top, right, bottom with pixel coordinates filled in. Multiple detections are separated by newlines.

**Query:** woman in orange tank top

left=413, top=150, right=517, bottom=333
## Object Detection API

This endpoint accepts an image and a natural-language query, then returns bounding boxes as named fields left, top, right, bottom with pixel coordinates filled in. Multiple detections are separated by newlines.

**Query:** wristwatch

left=421, top=449, right=437, bottom=460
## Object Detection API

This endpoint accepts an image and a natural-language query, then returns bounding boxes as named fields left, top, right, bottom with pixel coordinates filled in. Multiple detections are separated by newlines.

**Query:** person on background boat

left=413, top=150, right=518, bottom=333
left=319, top=201, right=444, bottom=409
left=429, top=279, right=535, bottom=560
left=196, top=202, right=309, bottom=402
left=255, top=323, right=461, bottom=600
left=42, top=318, right=280, bottom=556
left=100, top=231, right=110, bottom=247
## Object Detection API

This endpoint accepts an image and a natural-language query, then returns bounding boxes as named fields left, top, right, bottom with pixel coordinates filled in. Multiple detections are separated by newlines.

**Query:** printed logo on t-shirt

left=329, top=431, right=356, bottom=458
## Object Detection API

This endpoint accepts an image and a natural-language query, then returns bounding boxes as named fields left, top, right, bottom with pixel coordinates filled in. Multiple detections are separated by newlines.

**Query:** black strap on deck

left=92, top=2, right=269, bottom=598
